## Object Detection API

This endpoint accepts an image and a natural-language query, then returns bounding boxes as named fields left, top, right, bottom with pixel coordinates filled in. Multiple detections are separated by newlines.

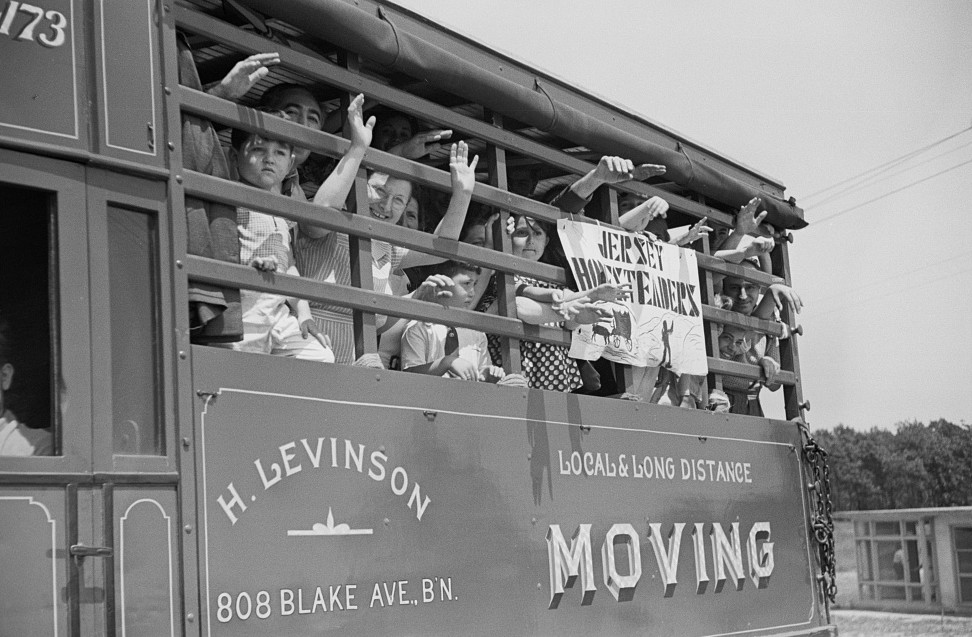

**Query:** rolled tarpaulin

left=239, top=0, right=807, bottom=229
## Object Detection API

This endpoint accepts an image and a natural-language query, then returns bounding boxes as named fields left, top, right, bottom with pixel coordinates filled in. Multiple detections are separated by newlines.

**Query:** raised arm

left=716, top=197, right=766, bottom=252
left=556, top=156, right=666, bottom=211
left=714, top=234, right=775, bottom=264
left=436, top=141, right=478, bottom=240
left=753, top=283, right=803, bottom=329
left=672, top=217, right=713, bottom=247
left=305, top=94, right=375, bottom=238
left=618, top=196, right=669, bottom=232
left=206, top=53, right=280, bottom=101
left=399, top=142, right=478, bottom=270
left=388, top=129, right=454, bottom=160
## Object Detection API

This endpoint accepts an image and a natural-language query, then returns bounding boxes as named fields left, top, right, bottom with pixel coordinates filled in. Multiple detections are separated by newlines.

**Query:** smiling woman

left=297, top=142, right=479, bottom=364
left=367, top=172, right=412, bottom=224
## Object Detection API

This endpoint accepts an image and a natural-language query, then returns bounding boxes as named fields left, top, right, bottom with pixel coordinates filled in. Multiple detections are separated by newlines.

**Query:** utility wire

left=809, top=138, right=972, bottom=209
left=802, top=125, right=972, bottom=202
left=808, top=250, right=972, bottom=307
left=803, top=265, right=972, bottom=320
left=808, top=157, right=972, bottom=226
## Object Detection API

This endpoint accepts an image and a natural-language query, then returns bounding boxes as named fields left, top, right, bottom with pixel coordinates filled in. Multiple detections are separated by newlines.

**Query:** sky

left=392, top=0, right=972, bottom=431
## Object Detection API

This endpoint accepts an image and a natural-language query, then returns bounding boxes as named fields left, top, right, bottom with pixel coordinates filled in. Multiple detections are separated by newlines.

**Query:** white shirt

left=0, top=411, right=52, bottom=456
left=400, top=321, right=490, bottom=376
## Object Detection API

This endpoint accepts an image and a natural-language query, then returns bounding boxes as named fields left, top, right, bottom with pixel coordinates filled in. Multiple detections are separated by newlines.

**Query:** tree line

left=812, top=419, right=972, bottom=511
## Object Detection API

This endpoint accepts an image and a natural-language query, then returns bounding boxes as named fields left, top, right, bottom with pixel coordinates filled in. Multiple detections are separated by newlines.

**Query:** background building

left=837, top=507, right=972, bottom=613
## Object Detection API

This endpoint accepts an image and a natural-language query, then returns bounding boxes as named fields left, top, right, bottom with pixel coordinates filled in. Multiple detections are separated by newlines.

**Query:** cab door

left=0, top=149, right=94, bottom=637
left=0, top=151, right=181, bottom=637
left=86, top=167, right=182, bottom=637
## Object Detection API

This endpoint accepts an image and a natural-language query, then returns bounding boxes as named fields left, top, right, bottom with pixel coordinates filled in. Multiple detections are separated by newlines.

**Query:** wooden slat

left=696, top=253, right=785, bottom=286
left=702, top=306, right=785, bottom=338
left=184, top=255, right=572, bottom=347
left=708, top=357, right=797, bottom=387
left=181, top=88, right=782, bottom=293
left=178, top=86, right=565, bottom=224
left=181, top=170, right=567, bottom=283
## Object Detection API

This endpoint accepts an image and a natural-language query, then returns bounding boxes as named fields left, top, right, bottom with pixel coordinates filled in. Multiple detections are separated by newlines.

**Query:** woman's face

left=367, top=173, right=412, bottom=225
left=511, top=217, right=548, bottom=261
left=718, top=326, right=752, bottom=359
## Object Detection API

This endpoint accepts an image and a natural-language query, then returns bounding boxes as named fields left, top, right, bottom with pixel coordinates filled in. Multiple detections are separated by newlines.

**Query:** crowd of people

left=187, top=50, right=804, bottom=417
left=0, top=20, right=812, bottom=466
left=0, top=44, right=806, bottom=459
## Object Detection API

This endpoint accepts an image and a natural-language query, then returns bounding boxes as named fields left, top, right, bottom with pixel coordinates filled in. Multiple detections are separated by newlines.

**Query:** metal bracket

left=196, top=388, right=221, bottom=410
left=70, top=544, right=113, bottom=559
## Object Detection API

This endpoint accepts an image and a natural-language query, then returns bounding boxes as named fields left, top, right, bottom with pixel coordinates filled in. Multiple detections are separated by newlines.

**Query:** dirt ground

left=829, top=520, right=972, bottom=636
left=831, top=609, right=972, bottom=636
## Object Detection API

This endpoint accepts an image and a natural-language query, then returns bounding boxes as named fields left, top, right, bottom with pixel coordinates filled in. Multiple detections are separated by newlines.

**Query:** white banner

left=557, top=220, right=707, bottom=375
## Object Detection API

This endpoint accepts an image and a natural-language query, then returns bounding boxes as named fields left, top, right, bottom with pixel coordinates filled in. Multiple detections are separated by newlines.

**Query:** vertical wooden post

left=341, top=53, right=377, bottom=360
left=486, top=110, right=521, bottom=372
left=776, top=238, right=805, bottom=420
left=597, top=187, right=632, bottom=396
left=695, top=196, right=715, bottom=401
left=703, top=230, right=722, bottom=392
left=157, top=11, right=202, bottom=633
left=596, top=186, right=619, bottom=226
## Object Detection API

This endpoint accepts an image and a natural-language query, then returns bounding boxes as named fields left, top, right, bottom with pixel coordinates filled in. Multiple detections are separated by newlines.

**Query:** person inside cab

left=0, top=318, right=52, bottom=456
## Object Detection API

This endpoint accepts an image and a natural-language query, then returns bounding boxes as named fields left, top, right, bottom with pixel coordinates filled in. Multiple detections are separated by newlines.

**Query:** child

left=220, top=116, right=334, bottom=361
left=400, top=261, right=505, bottom=382
left=717, top=323, right=781, bottom=417
left=220, top=96, right=374, bottom=361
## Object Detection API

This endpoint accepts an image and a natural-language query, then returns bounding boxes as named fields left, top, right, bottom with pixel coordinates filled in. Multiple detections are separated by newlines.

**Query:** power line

left=808, top=157, right=972, bottom=226
left=801, top=265, right=972, bottom=320
left=808, top=138, right=972, bottom=209
left=808, top=250, right=972, bottom=307
left=801, top=125, right=972, bottom=202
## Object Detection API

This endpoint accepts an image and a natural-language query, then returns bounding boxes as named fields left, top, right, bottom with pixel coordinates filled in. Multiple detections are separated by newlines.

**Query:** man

left=719, top=261, right=802, bottom=415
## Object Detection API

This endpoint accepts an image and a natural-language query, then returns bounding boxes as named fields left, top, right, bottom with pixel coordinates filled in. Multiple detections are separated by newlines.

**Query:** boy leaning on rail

left=214, top=95, right=376, bottom=362
left=399, top=260, right=506, bottom=383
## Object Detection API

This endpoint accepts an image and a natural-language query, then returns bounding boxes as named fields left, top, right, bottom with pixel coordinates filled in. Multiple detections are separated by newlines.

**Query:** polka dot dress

left=475, top=274, right=505, bottom=367
left=513, top=276, right=583, bottom=393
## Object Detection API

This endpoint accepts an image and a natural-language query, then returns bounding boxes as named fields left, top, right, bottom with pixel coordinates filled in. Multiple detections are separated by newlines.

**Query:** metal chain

left=797, top=419, right=837, bottom=605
